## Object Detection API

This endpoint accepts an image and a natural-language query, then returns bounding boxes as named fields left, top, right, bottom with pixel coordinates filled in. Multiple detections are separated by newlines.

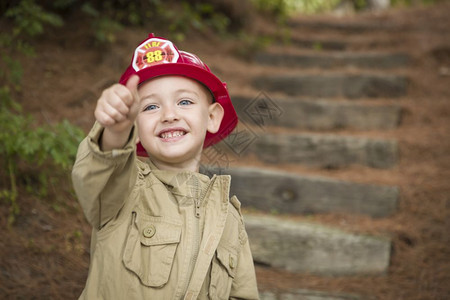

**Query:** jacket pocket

left=123, top=210, right=181, bottom=287
left=209, top=245, right=237, bottom=299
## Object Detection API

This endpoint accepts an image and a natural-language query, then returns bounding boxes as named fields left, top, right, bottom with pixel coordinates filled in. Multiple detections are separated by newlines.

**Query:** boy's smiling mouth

left=158, top=128, right=188, bottom=141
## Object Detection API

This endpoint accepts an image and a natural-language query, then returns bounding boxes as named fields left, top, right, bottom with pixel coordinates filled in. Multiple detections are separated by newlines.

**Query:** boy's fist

left=94, top=75, right=140, bottom=133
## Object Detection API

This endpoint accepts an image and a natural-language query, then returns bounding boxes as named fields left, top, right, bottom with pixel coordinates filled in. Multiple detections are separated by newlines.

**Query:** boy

left=72, top=33, right=259, bottom=299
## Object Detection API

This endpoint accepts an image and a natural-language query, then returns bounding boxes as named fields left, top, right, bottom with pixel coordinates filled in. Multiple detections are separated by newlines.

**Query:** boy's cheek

left=136, top=116, right=151, bottom=130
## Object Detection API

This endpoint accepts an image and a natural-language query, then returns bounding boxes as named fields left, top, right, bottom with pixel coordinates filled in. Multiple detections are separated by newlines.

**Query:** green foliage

left=0, top=109, right=85, bottom=225
left=252, top=0, right=341, bottom=15
left=295, top=0, right=341, bottom=14
left=0, top=92, right=85, bottom=227
left=391, top=0, right=445, bottom=6
left=1, top=0, right=85, bottom=227
left=251, top=0, right=291, bottom=21
left=350, top=0, right=368, bottom=10
left=164, top=1, right=231, bottom=41
left=92, top=16, right=124, bottom=44
left=44, top=0, right=234, bottom=44
left=0, top=106, right=83, bottom=171
left=180, top=2, right=230, bottom=35
left=0, top=55, right=23, bottom=92
left=1, top=0, right=62, bottom=92
left=80, top=0, right=239, bottom=42
left=80, top=2, right=124, bottom=44
left=252, top=0, right=446, bottom=16
left=5, top=0, right=63, bottom=37
left=234, top=32, right=274, bottom=58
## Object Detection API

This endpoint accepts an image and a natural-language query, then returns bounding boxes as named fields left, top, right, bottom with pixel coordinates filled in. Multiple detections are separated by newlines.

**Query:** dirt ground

left=1, top=2, right=450, bottom=299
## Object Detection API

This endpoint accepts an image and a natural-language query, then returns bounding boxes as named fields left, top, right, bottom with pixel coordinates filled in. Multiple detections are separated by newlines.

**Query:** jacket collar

left=144, top=159, right=217, bottom=199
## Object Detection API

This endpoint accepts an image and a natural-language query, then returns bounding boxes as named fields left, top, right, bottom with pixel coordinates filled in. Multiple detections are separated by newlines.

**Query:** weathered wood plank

left=245, top=214, right=391, bottom=275
left=243, top=133, right=398, bottom=169
left=232, top=95, right=402, bottom=130
left=289, top=38, right=347, bottom=50
left=260, top=289, right=372, bottom=300
left=211, top=166, right=398, bottom=217
left=254, top=52, right=410, bottom=69
left=287, top=19, right=403, bottom=33
left=252, top=74, right=408, bottom=98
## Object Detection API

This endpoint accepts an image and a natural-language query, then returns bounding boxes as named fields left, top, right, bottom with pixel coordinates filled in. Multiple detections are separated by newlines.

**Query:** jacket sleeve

left=71, top=122, right=138, bottom=229
left=229, top=197, right=259, bottom=300
left=230, top=236, right=260, bottom=300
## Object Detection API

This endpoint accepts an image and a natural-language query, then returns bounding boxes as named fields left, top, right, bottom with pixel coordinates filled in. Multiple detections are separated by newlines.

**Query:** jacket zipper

left=182, top=175, right=216, bottom=298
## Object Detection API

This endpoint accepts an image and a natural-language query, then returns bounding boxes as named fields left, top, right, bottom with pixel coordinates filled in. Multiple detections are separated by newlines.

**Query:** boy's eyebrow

left=174, top=89, right=200, bottom=97
left=140, top=93, right=159, bottom=103
left=140, top=89, right=201, bottom=102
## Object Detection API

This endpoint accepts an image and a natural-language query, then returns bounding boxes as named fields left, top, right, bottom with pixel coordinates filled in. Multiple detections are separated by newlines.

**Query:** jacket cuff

left=87, top=122, right=136, bottom=161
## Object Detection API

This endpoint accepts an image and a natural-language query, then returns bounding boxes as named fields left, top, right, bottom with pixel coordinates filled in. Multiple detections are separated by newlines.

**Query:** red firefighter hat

left=119, top=33, right=238, bottom=156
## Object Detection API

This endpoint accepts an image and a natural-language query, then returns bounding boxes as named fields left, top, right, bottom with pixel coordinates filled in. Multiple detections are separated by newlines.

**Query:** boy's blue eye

left=179, top=99, right=193, bottom=106
left=144, top=104, right=158, bottom=111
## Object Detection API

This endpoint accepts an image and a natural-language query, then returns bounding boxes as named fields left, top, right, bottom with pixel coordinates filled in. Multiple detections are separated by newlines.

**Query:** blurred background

left=1, top=0, right=449, bottom=299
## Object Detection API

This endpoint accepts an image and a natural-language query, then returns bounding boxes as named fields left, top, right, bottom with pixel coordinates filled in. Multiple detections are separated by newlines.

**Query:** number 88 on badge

left=132, top=37, right=179, bottom=71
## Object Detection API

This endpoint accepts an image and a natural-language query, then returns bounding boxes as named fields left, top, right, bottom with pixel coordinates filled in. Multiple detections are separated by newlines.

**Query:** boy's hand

left=94, top=75, right=141, bottom=150
left=95, top=75, right=140, bottom=132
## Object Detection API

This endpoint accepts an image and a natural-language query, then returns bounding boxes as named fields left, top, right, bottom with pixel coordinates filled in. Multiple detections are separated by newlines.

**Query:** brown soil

left=1, top=2, right=450, bottom=299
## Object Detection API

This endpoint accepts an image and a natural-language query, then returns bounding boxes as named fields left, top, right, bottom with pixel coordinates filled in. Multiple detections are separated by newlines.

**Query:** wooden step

left=245, top=214, right=391, bottom=275
left=234, top=133, right=398, bottom=169
left=252, top=73, right=408, bottom=98
left=206, top=166, right=398, bottom=217
left=260, top=288, right=372, bottom=300
left=254, top=52, right=410, bottom=69
left=287, top=19, right=404, bottom=34
left=287, top=36, right=407, bottom=52
left=232, top=95, right=402, bottom=130
left=288, top=37, right=347, bottom=51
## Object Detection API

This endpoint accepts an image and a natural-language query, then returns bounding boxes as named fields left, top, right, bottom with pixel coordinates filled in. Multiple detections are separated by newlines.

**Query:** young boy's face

left=136, top=76, right=224, bottom=171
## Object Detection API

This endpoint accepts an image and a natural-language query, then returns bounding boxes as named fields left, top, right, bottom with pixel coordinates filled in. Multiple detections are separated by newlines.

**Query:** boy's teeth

left=161, top=130, right=185, bottom=139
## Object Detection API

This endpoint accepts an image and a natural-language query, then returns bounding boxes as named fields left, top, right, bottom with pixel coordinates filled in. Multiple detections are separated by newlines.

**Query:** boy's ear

left=207, top=102, right=224, bottom=134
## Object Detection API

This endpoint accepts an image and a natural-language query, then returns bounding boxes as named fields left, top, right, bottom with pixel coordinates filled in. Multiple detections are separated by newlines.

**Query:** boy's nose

left=161, top=106, right=179, bottom=123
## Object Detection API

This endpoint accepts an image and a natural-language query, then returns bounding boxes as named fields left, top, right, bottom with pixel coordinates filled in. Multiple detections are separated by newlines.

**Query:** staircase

left=203, top=12, right=413, bottom=300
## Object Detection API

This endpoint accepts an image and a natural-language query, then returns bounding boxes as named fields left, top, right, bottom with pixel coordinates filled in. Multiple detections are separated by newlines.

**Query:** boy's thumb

left=126, top=74, right=140, bottom=104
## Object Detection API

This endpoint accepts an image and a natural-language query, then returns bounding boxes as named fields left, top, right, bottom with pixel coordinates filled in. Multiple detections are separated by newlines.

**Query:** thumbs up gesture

left=94, top=75, right=141, bottom=151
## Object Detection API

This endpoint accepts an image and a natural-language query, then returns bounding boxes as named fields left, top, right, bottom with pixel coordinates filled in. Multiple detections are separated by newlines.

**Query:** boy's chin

left=147, top=144, right=202, bottom=163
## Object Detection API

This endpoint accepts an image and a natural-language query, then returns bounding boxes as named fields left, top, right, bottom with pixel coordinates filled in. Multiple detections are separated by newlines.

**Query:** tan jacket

left=72, top=123, right=259, bottom=300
